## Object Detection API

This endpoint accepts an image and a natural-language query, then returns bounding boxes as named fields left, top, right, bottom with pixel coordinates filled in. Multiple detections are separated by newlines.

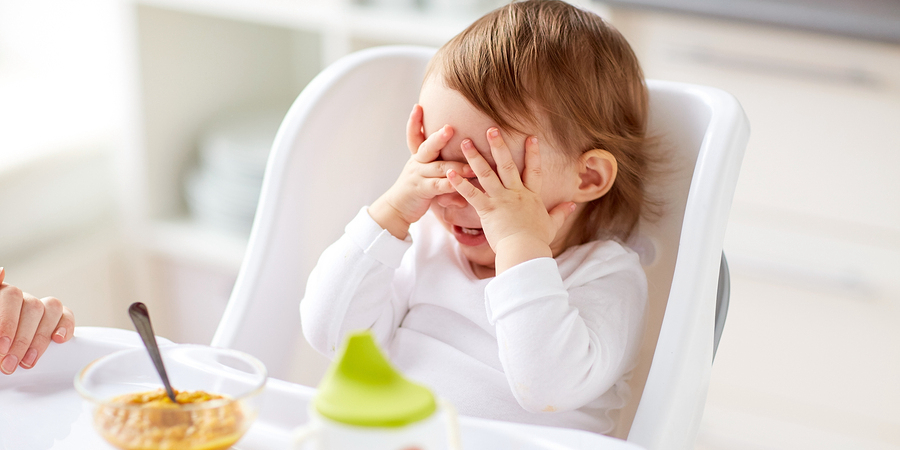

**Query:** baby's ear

left=572, top=149, right=617, bottom=202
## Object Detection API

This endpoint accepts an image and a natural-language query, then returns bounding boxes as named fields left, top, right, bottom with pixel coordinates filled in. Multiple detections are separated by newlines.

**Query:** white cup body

left=293, top=403, right=460, bottom=450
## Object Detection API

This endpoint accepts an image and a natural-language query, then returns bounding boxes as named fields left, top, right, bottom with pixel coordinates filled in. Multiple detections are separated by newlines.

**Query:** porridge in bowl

left=75, top=345, right=267, bottom=450
left=94, top=389, right=245, bottom=450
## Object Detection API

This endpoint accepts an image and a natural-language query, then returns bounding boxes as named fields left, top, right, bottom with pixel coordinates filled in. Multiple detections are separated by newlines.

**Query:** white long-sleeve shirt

left=300, top=208, right=647, bottom=434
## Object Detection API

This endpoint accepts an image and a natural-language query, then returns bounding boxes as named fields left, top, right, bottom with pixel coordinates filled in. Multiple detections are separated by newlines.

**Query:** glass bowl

left=74, top=344, right=267, bottom=450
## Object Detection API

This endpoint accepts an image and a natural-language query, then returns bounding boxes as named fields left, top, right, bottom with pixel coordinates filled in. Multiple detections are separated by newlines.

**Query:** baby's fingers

left=486, top=128, right=522, bottom=189
left=548, top=201, right=578, bottom=235
left=419, top=160, right=474, bottom=179
left=414, top=125, right=454, bottom=163
left=408, top=104, right=454, bottom=162
left=406, top=104, right=426, bottom=155
left=522, top=136, right=542, bottom=192
left=447, top=169, right=488, bottom=209
left=461, top=139, right=503, bottom=193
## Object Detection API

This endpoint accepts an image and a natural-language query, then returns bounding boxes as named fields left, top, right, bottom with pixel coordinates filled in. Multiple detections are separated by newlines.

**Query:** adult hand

left=0, top=268, right=75, bottom=375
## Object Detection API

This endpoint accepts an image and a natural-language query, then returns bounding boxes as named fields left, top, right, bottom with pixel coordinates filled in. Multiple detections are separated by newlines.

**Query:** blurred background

left=0, top=0, right=897, bottom=448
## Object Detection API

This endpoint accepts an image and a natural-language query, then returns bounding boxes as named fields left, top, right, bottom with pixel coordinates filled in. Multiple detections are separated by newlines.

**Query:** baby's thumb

left=0, top=267, right=5, bottom=285
left=549, top=202, right=578, bottom=231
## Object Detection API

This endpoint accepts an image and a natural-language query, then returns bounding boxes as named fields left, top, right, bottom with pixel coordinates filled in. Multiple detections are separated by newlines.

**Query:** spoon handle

left=128, top=302, right=179, bottom=404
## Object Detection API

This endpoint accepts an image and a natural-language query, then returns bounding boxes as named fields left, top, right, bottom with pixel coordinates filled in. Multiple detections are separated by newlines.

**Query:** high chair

left=211, top=45, right=749, bottom=450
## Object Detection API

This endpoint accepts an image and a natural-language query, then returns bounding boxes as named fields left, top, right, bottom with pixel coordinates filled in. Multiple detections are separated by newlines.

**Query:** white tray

left=0, top=327, right=642, bottom=450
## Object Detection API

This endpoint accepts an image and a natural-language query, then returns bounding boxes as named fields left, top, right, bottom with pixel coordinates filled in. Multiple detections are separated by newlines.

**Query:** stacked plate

left=185, top=107, right=285, bottom=235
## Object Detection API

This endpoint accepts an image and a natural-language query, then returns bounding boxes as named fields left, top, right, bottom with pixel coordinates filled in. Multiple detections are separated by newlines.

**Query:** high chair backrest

left=621, top=81, right=748, bottom=448
left=212, top=45, right=749, bottom=450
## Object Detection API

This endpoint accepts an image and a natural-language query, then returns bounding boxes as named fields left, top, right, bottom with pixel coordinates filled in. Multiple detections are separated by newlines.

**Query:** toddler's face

left=418, top=73, right=580, bottom=276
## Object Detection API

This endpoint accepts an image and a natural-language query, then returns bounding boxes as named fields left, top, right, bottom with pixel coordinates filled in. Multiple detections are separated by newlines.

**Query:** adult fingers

left=522, top=136, right=542, bottom=192
left=486, top=128, right=523, bottom=189
left=406, top=104, right=426, bottom=155
left=413, top=124, right=454, bottom=163
left=0, top=282, right=23, bottom=357
left=461, top=139, right=503, bottom=194
left=1, top=293, right=43, bottom=375
left=52, top=306, right=75, bottom=344
left=18, top=297, right=65, bottom=369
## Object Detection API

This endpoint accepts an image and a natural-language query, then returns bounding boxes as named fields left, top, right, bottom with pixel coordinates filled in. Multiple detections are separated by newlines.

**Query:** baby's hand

left=369, top=104, right=474, bottom=239
left=0, top=268, right=75, bottom=375
left=447, top=129, right=576, bottom=274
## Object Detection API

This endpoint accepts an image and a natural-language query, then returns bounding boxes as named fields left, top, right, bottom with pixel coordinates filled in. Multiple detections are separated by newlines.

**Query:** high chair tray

left=0, top=327, right=643, bottom=450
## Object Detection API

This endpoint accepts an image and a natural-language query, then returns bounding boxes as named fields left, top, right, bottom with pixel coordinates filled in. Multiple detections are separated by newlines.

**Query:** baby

left=0, top=0, right=654, bottom=437
left=301, top=0, right=653, bottom=435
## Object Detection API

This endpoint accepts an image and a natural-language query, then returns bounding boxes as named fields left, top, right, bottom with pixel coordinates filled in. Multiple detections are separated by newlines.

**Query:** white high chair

left=211, top=45, right=749, bottom=450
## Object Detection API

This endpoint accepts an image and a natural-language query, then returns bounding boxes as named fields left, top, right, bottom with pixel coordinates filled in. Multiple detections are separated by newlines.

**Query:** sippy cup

left=292, top=330, right=461, bottom=450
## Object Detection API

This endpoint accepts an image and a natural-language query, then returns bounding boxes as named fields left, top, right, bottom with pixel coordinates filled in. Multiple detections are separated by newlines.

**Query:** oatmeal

left=94, top=389, right=246, bottom=450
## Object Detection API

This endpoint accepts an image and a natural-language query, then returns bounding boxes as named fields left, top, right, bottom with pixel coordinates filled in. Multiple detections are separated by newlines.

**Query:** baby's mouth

left=460, top=226, right=482, bottom=235
left=453, top=225, right=487, bottom=246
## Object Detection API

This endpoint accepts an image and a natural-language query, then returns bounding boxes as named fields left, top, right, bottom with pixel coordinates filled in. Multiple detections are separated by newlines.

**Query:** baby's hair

left=428, top=0, right=653, bottom=246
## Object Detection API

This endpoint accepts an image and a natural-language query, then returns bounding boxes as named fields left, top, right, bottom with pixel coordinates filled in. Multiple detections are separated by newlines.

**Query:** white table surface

left=0, top=327, right=644, bottom=450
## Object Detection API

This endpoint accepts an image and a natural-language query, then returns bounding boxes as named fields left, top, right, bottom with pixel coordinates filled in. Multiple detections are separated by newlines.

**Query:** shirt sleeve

left=484, top=250, right=647, bottom=413
left=300, top=207, right=413, bottom=358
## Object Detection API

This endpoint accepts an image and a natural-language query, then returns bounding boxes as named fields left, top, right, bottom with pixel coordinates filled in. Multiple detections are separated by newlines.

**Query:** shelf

left=135, top=0, right=330, bottom=30
left=602, top=0, right=900, bottom=44
left=341, top=5, right=479, bottom=44
left=134, top=0, right=480, bottom=45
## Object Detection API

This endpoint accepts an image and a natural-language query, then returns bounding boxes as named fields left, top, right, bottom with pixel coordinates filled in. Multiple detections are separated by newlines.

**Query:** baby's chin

left=466, top=259, right=496, bottom=279
left=459, top=244, right=496, bottom=271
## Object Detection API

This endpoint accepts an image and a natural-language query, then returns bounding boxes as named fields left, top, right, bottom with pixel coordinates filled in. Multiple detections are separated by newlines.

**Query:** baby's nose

left=434, top=191, right=467, bottom=208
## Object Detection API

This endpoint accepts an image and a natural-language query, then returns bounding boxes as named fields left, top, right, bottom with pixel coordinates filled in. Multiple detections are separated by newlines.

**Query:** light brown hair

left=429, top=0, right=652, bottom=246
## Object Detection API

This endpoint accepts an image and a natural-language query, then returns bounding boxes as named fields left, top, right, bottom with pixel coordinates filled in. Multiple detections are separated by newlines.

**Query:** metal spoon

left=128, top=302, right=179, bottom=404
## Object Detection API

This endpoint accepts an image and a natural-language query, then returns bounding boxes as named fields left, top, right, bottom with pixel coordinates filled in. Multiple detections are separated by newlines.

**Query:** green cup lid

left=313, top=330, right=436, bottom=427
